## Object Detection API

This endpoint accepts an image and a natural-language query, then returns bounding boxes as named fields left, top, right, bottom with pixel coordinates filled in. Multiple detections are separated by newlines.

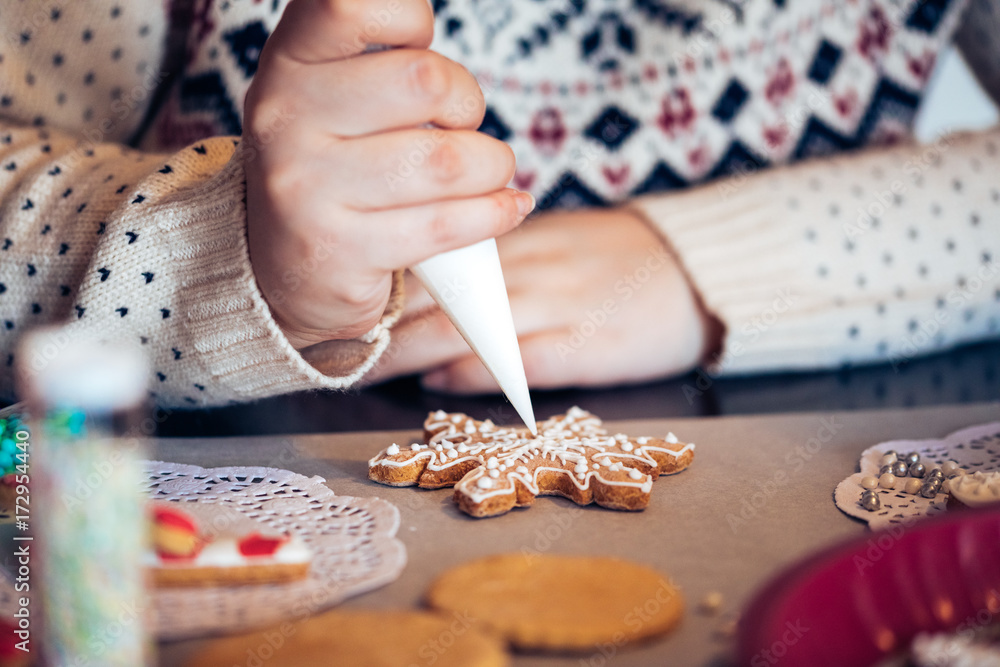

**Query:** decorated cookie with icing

left=368, top=407, right=695, bottom=518
left=148, top=502, right=312, bottom=588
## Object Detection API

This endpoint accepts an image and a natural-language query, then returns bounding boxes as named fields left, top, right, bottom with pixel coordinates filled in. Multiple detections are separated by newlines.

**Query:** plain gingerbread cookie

left=426, top=553, right=684, bottom=651
left=185, top=609, right=509, bottom=667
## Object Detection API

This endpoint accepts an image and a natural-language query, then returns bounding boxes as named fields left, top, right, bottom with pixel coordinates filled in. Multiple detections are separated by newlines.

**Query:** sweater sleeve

left=627, top=126, right=1000, bottom=376
left=0, top=4, right=403, bottom=407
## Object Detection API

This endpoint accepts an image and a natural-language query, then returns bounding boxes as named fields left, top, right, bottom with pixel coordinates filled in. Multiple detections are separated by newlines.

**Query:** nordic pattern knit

left=0, top=0, right=998, bottom=405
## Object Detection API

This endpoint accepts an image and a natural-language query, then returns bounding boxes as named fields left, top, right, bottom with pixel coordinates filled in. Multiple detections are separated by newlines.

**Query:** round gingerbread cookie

left=425, top=554, right=684, bottom=651
left=185, top=609, right=509, bottom=667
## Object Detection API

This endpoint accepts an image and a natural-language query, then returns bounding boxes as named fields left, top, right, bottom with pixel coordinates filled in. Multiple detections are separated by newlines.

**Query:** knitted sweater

left=1, top=0, right=998, bottom=406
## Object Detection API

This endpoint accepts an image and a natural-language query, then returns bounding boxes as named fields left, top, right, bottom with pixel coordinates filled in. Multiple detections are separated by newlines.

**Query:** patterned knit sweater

left=1, top=0, right=998, bottom=406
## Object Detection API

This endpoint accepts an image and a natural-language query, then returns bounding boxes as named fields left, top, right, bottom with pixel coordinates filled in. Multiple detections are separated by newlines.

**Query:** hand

left=242, top=0, right=534, bottom=349
left=361, top=207, right=722, bottom=391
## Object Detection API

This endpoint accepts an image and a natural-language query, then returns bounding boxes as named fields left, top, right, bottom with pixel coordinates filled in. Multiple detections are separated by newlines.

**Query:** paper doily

left=0, top=461, right=406, bottom=640
left=835, top=422, right=1000, bottom=530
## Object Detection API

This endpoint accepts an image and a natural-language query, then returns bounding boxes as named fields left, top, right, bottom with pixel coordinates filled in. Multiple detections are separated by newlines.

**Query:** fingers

left=266, top=0, right=434, bottom=65
left=292, top=50, right=487, bottom=135
left=333, top=129, right=517, bottom=209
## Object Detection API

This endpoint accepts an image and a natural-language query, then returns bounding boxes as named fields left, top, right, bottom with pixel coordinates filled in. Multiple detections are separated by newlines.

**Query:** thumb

left=265, top=0, right=434, bottom=65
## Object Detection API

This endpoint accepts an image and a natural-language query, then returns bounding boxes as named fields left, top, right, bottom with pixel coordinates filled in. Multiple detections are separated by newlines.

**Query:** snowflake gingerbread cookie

left=368, top=407, right=695, bottom=518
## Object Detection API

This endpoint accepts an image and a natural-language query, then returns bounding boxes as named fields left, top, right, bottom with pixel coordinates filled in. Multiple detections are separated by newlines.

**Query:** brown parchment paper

left=156, top=401, right=1000, bottom=667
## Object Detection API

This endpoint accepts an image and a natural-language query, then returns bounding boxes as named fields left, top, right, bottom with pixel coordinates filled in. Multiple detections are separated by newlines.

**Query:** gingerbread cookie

left=368, top=407, right=695, bottom=518
left=426, top=554, right=684, bottom=651
left=186, top=609, right=509, bottom=667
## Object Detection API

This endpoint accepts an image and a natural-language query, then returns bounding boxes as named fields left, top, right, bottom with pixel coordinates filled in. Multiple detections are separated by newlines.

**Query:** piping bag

left=411, top=240, right=537, bottom=436
left=364, top=37, right=536, bottom=434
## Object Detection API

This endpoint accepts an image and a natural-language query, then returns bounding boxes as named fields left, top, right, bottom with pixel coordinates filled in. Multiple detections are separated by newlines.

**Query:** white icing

left=476, top=477, right=494, bottom=489
left=386, top=443, right=400, bottom=456
left=665, top=432, right=678, bottom=443
left=447, top=449, right=458, bottom=459
left=629, top=469, right=643, bottom=480
left=487, top=457, right=499, bottom=469
left=489, top=469, right=500, bottom=479
left=636, top=438, right=648, bottom=445
left=950, top=471, right=1000, bottom=508
left=410, top=444, right=421, bottom=451
left=622, top=443, right=634, bottom=451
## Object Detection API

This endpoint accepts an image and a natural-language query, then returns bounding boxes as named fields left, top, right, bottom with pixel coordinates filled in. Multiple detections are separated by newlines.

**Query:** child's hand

left=242, top=0, right=533, bottom=349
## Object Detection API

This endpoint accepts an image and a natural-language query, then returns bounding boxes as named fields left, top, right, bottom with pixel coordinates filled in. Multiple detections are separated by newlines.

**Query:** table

left=157, top=401, right=1000, bottom=666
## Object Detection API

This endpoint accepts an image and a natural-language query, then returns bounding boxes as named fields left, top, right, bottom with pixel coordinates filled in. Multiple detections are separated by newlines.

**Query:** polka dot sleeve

left=0, top=3, right=404, bottom=406
left=629, top=128, right=1000, bottom=376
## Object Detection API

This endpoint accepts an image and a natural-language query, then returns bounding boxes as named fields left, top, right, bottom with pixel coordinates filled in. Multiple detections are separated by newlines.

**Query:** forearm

left=0, top=122, right=402, bottom=406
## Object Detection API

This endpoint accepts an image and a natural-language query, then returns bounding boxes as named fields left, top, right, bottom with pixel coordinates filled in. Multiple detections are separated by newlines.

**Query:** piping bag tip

left=412, top=239, right=537, bottom=435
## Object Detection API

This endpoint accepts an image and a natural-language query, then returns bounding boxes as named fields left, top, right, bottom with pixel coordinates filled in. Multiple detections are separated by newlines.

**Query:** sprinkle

left=636, top=437, right=648, bottom=445
left=451, top=415, right=462, bottom=423
left=629, top=469, right=642, bottom=480
left=487, top=457, right=499, bottom=469
left=574, top=462, right=588, bottom=474
left=621, top=443, right=634, bottom=452
left=435, top=445, right=443, bottom=452
left=665, top=432, right=678, bottom=443
left=489, top=469, right=500, bottom=479
left=601, top=457, right=612, bottom=467
left=386, top=443, right=400, bottom=456
left=476, top=477, right=494, bottom=489
left=464, top=422, right=476, bottom=433
left=410, top=444, right=421, bottom=451
left=593, top=463, right=600, bottom=469
left=500, top=464, right=507, bottom=471
left=605, top=438, right=616, bottom=447
left=457, top=443, right=469, bottom=453
left=859, top=476, right=879, bottom=490
left=610, top=463, right=620, bottom=472
left=447, top=449, right=458, bottom=459
left=700, top=591, right=724, bottom=615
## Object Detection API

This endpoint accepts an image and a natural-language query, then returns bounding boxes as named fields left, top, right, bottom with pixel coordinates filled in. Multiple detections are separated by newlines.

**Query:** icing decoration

left=237, top=534, right=291, bottom=558
left=835, top=421, right=1000, bottom=529
left=949, top=471, right=1000, bottom=508
left=369, top=407, right=695, bottom=518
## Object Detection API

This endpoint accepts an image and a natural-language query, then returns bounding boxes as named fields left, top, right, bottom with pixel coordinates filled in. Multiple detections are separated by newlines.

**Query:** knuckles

left=405, top=52, right=452, bottom=107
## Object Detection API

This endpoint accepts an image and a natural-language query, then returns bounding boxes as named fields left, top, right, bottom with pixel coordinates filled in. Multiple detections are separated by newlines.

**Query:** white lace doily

left=0, top=461, right=406, bottom=641
left=835, top=422, right=1000, bottom=530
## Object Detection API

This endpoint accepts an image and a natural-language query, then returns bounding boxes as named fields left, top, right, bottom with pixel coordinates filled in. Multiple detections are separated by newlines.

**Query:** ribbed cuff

left=165, top=143, right=402, bottom=404
left=629, top=170, right=850, bottom=376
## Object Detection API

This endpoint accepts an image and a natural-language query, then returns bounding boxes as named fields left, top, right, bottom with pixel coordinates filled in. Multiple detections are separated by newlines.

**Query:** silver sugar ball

left=927, top=468, right=945, bottom=481
left=891, top=461, right=909, bottom=477
left=908, top=462, right=926, bottom=478
left=879, top=464, right=894, bottom=476
left=920, top=482, right=939, bottom=498
left=903, top=452, right=920, bottom=466
left=860, top=490, right=881, bottom=511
